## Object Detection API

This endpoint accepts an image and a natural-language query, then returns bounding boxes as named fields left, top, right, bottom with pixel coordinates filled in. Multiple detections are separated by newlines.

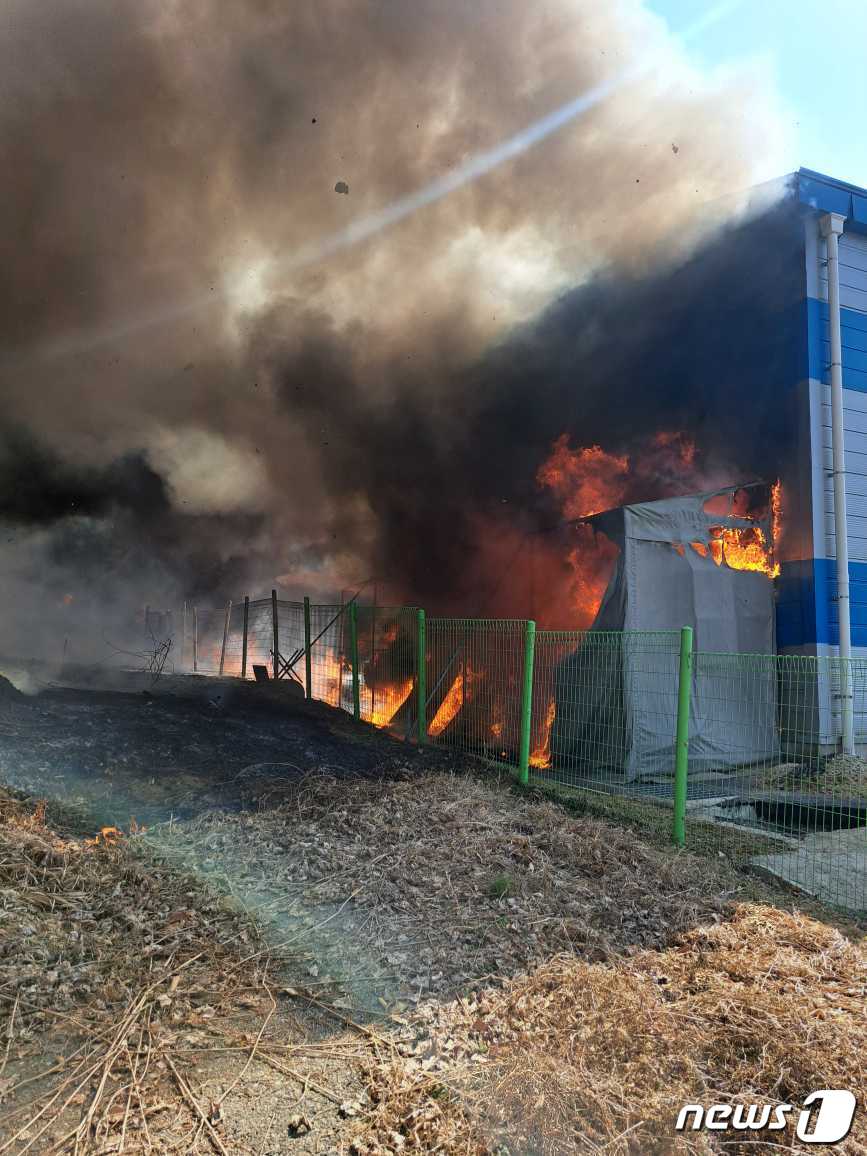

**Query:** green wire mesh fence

left=349, top=605, right=419, bottom=730
left=422, top=618, right=528, bottom=765
left=679, top=651, right=867, bottom=912
left=170, top=599, right=867, bottom=913
left=531, top=630, right=682, bottom=791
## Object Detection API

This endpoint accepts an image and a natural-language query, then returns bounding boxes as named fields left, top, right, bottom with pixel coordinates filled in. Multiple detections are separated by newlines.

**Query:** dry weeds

left=350, top=905, right=867, bottom=1154
left=143, top=770, right=747, bottom=1012
left=0, top=788, right=341, bottom=1154
left=3, top=770, right=865, bottom=1155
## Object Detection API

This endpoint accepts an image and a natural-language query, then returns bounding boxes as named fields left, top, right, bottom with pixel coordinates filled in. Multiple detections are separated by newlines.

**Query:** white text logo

left=675, top=1091, right=856, bottom=1144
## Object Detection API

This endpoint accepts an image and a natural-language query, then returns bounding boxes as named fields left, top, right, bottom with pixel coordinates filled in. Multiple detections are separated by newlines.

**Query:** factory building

left=770, top=169, right=867, bottom=747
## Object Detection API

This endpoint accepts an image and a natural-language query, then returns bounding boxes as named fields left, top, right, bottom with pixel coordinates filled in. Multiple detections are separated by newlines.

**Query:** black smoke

left=256, top=199, right=805, bottom=612
left=0, top=0, right=790, bottom=649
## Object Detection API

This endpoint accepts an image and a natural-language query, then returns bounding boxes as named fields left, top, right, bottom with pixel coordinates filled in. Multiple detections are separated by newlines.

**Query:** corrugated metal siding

left=816, top=234, right=867, bottom=390
left=819, top=231, right=867, bottom=312
left=813, top=228, right=867, bottom=567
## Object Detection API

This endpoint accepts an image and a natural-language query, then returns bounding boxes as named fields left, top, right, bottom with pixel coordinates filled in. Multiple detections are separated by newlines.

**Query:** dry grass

left=139, top=769, right=763, bottom=1021
left=3, top=770, right=865, bottom=1154
left=762, top=755, right=867, bottom=798
left=351, top=905, right=867, bottom=1154
left=0, top=789, right=299, bottom=1154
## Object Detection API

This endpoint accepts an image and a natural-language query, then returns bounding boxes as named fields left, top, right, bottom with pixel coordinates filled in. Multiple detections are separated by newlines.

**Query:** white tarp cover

left=552, top=487, right=779, bottom=780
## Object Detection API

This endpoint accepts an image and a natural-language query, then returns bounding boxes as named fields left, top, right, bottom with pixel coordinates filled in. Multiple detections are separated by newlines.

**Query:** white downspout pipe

left=820, top=211, right=855, bottom=754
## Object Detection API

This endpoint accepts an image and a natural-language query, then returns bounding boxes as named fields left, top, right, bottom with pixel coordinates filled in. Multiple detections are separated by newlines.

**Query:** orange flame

left=529, top=698, right=556, bottom=768
left=537, top=437, right=629, bottom=520
left=368, top=677, right=413, bottom=728
left=428, top=665, right=475, bottom=737
left=85, top=825, right=122, bottom=847
left=537, top=431, right=703, bottom=628
left=698, top=481, right=781, bottom=577
left=712, top=526, right=779, bottom=576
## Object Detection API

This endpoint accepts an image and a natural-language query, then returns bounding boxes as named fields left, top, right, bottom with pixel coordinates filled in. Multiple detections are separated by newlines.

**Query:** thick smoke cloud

left=0, top=0, right=789, bottom=650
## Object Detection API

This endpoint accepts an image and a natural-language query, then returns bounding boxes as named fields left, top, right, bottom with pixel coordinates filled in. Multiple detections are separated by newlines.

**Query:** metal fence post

left=303, top=596, right=313, bottom=700
left=193, top=607, right=198, bottom=673
left=182, top=601, right=188, bottom=670
left=219, top=600, right=232, bottom=676
left=349, top=600, right=360, bottom=721
left=518, top=619, right=537, bottom=786
left=416, top=608, right=427, bottom=744
left=672, top=625, right=694, bottom=847
left=241, top=596, right=249, bottom=679
left=271, top=589, right=279, bottom=679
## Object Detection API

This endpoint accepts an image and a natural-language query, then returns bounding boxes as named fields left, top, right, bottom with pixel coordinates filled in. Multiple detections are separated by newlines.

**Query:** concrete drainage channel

left=687, top=791, right=867, bottom=913
left=548, top=765, right=867, bottom=915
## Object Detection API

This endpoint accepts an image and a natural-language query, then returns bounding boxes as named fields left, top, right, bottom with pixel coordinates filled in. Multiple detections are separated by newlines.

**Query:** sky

left=647, top=0, right=867, bottom=188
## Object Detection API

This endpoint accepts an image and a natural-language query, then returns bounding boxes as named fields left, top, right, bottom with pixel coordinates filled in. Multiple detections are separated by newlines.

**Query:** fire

left=771, top=477, right=782, bottom=545
left=537, top=431, right=703, bottom=628
left=85, top=825, right=122, bottom=847
left=316, top=650, right=344, bottom=706
left=705, top=481, right=782, bottom=578
left=537, top=431, right=700, bottom=522
left=537, top=437, right=629, bottom=520
left=712, top=526, right=779, bottom=576
left=368, top=677, right=413, bottom=728
left=529, top=698, right=556, bottom=768
left=428, top=665, right=475, bottom=737
left=566, top=530, right=620, bottom=629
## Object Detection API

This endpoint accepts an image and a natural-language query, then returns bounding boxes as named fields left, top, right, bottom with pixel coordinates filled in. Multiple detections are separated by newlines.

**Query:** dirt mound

left=0, top=673, right=25, bottom=701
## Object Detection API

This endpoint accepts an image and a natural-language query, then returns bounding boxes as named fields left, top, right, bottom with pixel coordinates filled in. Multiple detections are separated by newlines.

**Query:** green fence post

left=518, top=619, right=537, bottom=786
left=672, top=625, right=694, bottom=847
left=349, top=601, right=360, bottom=721
left=303, top=596, right=312, bottom=700
left=416, top=609, right=427, bottom=745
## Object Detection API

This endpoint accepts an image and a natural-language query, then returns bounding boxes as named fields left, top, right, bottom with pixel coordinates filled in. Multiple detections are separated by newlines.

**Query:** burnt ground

left=0, top=670, right=430, bottom=830
left=0, top=669, right=865, bottom=1154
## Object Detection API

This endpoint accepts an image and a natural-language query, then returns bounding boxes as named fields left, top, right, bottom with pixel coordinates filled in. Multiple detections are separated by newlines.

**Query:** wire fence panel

left=191, top=608, right=226, bottom=674
left=218, top=602, right=246, bottom=676
left=532, top=630, right=682, bottom=794
left=309, top=603, right=346, bottom=708
left=424, top=619, right=527, bottom=767
left=352, top=606, right=418, bottom=731
left=153, top=594, right=867, bottom=914
left=683, top=651, right=867, bottom=913
left=243, top=598, right=277, bottom=676
left=276, top=599, right=305, bottom=684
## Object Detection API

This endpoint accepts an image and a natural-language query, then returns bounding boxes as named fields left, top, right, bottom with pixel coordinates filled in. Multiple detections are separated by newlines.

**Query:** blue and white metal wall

left=776, top=169, right=867, bottom=742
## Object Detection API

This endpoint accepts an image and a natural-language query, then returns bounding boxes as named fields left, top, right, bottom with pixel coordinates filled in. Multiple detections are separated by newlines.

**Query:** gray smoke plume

left=0, top=0, right=788, bottom=653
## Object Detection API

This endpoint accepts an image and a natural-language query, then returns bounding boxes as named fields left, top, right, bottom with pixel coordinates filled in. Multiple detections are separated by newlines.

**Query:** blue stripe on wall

left=776, top=559, right=818, bottom=648
left=777, top=557, right=867, bottom=647
left=806, top=298, right=867, bottom=391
